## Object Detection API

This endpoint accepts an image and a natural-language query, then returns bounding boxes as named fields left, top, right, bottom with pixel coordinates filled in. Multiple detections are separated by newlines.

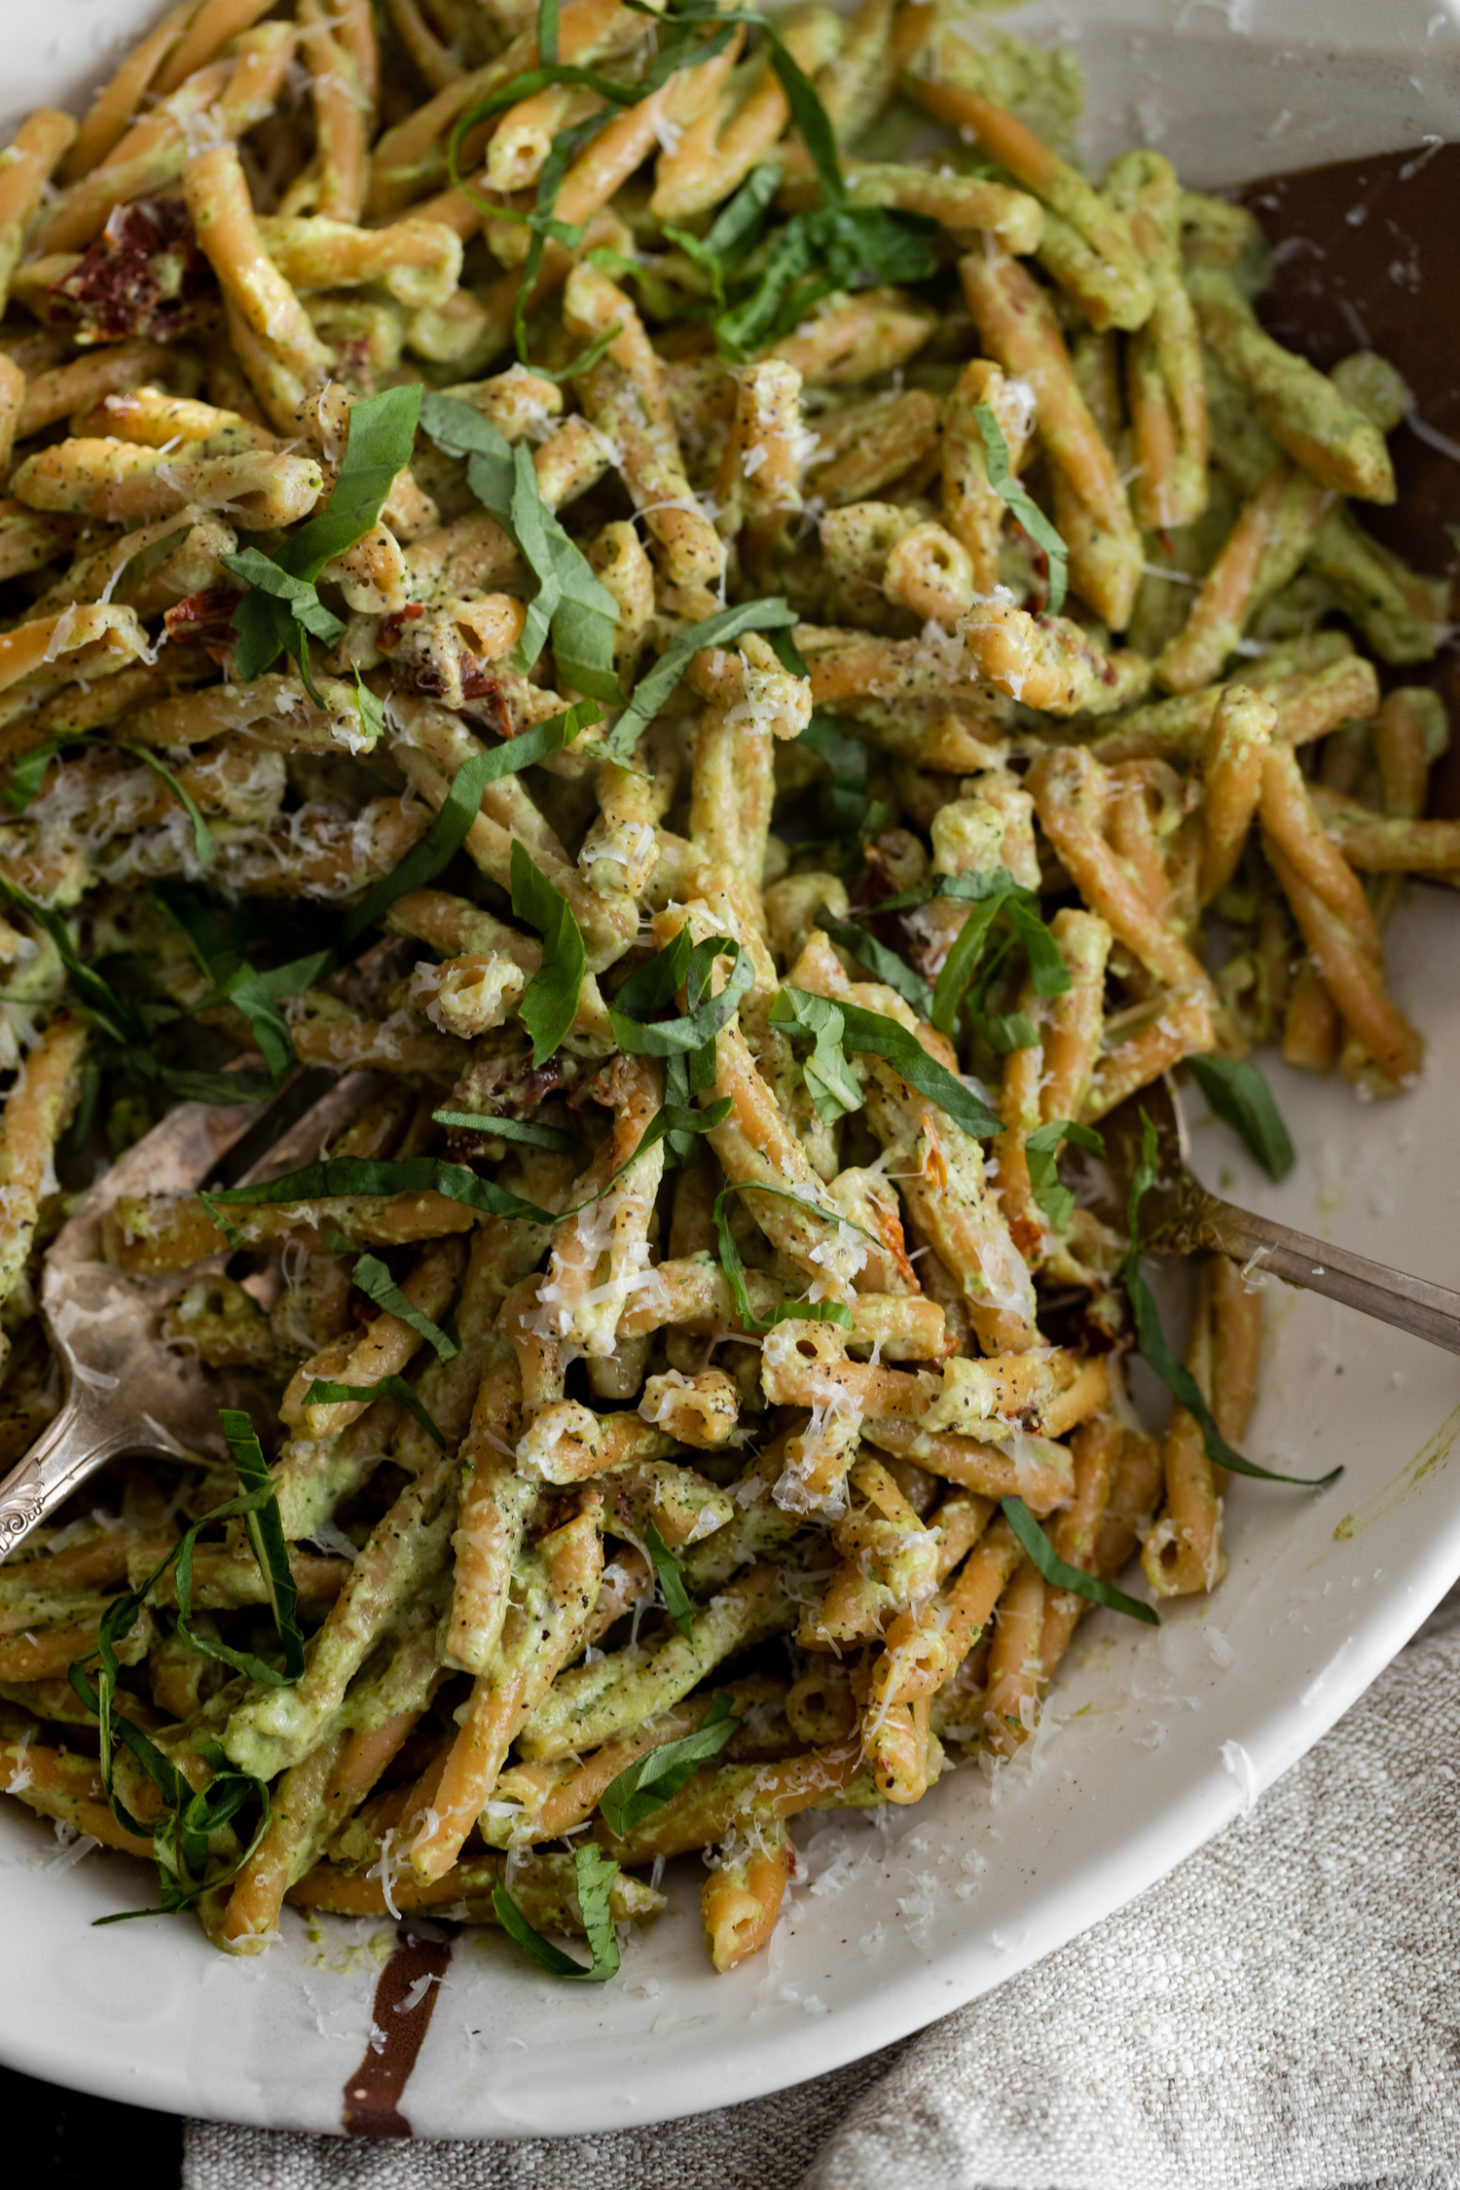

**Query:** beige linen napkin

left=185, top=1594, right=1460, bottom=2190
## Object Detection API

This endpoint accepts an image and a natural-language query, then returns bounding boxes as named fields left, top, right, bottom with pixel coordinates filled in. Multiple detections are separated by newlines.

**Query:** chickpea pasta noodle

left=0, top=0, right=1447, bottom=1982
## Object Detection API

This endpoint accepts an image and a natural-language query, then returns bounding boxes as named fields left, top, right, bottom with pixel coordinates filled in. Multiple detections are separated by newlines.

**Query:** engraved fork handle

left=1174, top=1191, right=1460, bottom=1357
left=0, top=1391, right=141, bottom=1560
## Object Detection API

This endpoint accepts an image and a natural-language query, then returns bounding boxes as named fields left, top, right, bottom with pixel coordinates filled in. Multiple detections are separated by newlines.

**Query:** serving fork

left=0, top=1067, right=378, bottom=1561
left=1094, top=1078, right=1460, bottom=1356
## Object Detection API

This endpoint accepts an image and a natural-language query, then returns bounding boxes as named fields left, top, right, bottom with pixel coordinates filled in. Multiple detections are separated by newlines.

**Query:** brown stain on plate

left=1237, top=143, right=1460, bottom=809
left=1239, top=143, right=1460, bottom=570
left=342, top=1921, right=455, bottom=2137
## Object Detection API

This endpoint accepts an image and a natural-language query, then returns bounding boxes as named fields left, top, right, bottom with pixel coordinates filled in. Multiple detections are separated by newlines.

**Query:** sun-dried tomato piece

left=164, top=584, right=243, bottom=664
left=49, top=197, right=214, bottom=346
left=458, top=662, right=509, bottom=718
left=375, top=604, right=424, bottom=653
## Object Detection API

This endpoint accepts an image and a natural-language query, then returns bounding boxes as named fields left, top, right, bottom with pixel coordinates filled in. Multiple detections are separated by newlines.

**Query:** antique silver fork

left=0, top=1068, right=377, bottom=1561
left=1094, top=1079, right=1460, bottom=1355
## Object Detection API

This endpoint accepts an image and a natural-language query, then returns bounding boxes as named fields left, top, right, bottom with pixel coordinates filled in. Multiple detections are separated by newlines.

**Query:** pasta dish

left=0, top=0, right=1448, bottom=1982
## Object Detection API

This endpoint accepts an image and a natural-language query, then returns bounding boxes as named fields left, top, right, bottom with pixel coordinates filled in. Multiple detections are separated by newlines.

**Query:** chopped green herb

left=492, top=1841, right=622, bottom=1982
left=302, top=1375, right=448, bottom=1448
left=610, top=932, right=752, bottom=1058
left=431, top=1107, right=576, bottom=1153
left=1023, top=1117, right=1104, bottom=1232
left=817, top=906, right=934, bottom=1019
left=0, top=876, right=144, bottom=1050
left=711, top=1176, right=868, bottom=1335
left=1, top=735, right=67, bottom=812
left=718, top=202, right=937, bottom=357
left=599, top=1693, right=738, bottom=1837
left=68, top=1410, right=304, bottom=1920
left=1002, top=1494, right=1158, bottom=1625
left=326, top=1230, right=460, bottom=1364
left=223, top=383, right=422, bottom=687
left=602, top=597, right=800, bottom=766
left=643, top=1519, right=696, bottom=1638
left=418, top=391, right=621, bottom=698
left=930, top=893, right=1006, bottom=1038
left=769, top=986, right=1003, bottom=1139
left=339, top=698, right=600, bottom=944
left=219, top=1408, right=306, bottom=1678
left=1187, top=1054, right=1295, bottom=1183
left=511, top=843, right=587, bottom=1064
left=203, top=1153, right=555, bottom=1227
left=874, top=869, right=1069, bottom=1039
left=154, top=881, right=331, bottom=1087
left=663, top=163, right=780, bottom=308
left=761, top=986, right=864, bottom=1125
left=446, top=13, right=733, bottom=366
left=798, top=713, right=881, bottom=844
left=1122, top=1113, right=1338, bottom=1487
left=972, top=401, right=1069, bottom=616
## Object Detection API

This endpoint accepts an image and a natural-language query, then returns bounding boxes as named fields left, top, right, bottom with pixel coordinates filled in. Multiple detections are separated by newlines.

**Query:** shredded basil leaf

left=763, top=986, right=864, bottom=1126
left=510, top=442, right=622, bottom=700
left=153, top=881, right=330, bottom=1086
left=204, top=1126, right=710, bottom=1234
left=873, top=870, right=1069, bottom=1038
left=610, top=932, right=752, bottom=1058
left=224, top=383, right=422, bottom=683
left=1023, top=1118, right=1104, bottom=1232
left=718, top=202, right=938, bottom=357
left=302, top=1375, right=447, bottom=1448
left=340, top=697, right=600, bottom=943
left=971, top=401, right=1069, bottom=617
left=425, top=386, right=623, bottom=690
left=1, top=735, right=67, bottom=812
left=511, top=843, right=587, bottom=1064
left=711, top=1176, right=866, bottom=1334
left=0, top=876, right=143, bottom=1048
left=1187, top=1054, right=1295, bottom=1183
left=69, top=1411, right=304, bottom=1919
left=432, top=1106, right=575, bottom=1153
left=492, top=1841, right=622, bottom=1981
left=930, top=894, right=1006, bottom=1038
left=798, top=712, right=882, bottom=844
left=599, top=1693, right=737, bottom=1837
left=203, top=1153, right=554, bottom=1225
left=816, top=906, right=934, bottom=1020
left=1122, top=1113, right=1338, bottom=1487
left=612, top=928, right=693, bottom=1020
left=219, top=1408, right=307, bottom=1676
left=1001, top=1494, right=1158, bottom=1626
left=769, top=986, right=1003, bottom=1139
left=325, top=1230, right=460, bottom=1364
left=643, top=1519, right=696, bottom=1638
left=602, top=597, right=800, bottom=766
left=663, top=163, right=780, bottom=308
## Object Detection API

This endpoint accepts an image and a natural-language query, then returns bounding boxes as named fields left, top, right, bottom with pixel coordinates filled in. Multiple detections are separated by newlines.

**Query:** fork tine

left=51, top=1067, right=392, bottom=1260
left=206, top=1068, right=389, bottom=1193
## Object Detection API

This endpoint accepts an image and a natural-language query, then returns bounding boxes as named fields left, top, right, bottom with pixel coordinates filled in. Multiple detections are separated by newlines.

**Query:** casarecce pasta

left=0, top=0, right=1447, bottom=1979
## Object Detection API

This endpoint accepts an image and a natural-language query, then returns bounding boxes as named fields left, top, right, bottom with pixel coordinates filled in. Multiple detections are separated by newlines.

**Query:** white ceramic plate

left=2, top=0, right=1460, bottom=2140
